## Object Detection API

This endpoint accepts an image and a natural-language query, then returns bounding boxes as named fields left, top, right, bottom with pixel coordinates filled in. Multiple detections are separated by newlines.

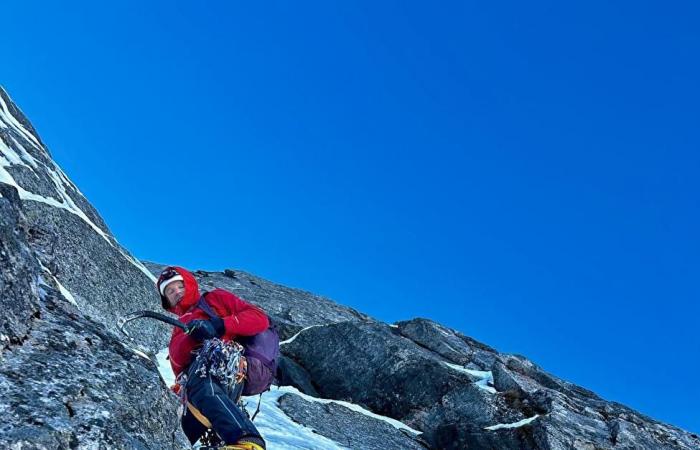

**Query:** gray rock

left=0, top=183, right=41, bottom=347
left=0, top=183, right=188, bottom=449
left=0, top=290, right=187, bottom=450
left=277, top=393, right=428, bottom=449
left=395, top=318, right=498, bottom=369
left=492, top=360, right=541, bottom=395
left=282, top=320, right=476, bottom=429
left=23, top=201, right=168, bottom=353
left=276, top=355, right=320, bottom=397
left=280, top=318, right=700, bottom=449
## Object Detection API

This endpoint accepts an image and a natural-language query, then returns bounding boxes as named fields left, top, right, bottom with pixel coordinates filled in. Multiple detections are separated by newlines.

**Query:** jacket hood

left=158, top=266, right=200, bottom=315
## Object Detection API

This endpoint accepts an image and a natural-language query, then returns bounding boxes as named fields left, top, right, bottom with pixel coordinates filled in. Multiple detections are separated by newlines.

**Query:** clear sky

left=4, top=0, right=698, bottom=434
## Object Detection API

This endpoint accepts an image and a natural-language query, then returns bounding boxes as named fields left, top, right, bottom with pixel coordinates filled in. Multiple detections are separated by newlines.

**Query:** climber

left=157, top=266, right=269, bottom=450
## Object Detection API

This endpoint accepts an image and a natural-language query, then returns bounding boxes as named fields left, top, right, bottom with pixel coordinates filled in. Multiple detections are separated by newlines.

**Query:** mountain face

left=0, top=87, right=186, bottom=449
left=1, top=86, right=698, bottom=450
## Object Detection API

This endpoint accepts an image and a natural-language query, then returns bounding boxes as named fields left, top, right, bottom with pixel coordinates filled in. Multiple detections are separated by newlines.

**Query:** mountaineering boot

left=219, top=442, right=265, bottom=450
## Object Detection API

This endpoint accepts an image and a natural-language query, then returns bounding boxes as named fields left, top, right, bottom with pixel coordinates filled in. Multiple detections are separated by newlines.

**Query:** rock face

left=0, top=88, right=165, bottom=354
left=0, top=184, right=187, bottom=449
left=281, top=317, right=700, bottom=449
left=1, top=86, right=699, bottom=449
left=0, top=88, right=187, bottom=449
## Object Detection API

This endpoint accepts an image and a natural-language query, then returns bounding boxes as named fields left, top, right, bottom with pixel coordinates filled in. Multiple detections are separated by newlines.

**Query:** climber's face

left=164, top=281, right=185, bottom=308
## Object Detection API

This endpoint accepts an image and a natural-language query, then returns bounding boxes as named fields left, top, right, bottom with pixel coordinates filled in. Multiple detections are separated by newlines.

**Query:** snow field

left=155, top=348, right=420, bottom=449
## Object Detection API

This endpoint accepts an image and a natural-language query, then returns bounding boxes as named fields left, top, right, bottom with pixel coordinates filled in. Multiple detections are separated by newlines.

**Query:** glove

left=185, top=317, right=225, bottom=341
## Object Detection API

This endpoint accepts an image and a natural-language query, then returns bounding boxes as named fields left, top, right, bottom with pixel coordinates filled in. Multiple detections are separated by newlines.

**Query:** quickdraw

left=193, top=338, right=247, bottom=394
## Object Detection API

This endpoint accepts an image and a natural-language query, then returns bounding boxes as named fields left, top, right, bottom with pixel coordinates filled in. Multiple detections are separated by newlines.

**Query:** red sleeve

left=168, top=321, right=199, bottom=377
left=208, top=289, right=269, bottom=339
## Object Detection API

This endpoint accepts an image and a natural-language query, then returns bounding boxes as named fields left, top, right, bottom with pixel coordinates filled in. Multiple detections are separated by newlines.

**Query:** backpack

left=196, top=294, right=280, bottom=396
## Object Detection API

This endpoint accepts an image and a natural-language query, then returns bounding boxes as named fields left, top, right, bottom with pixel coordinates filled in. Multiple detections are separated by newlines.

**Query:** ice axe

left=118, top=310, right=188, bottom=337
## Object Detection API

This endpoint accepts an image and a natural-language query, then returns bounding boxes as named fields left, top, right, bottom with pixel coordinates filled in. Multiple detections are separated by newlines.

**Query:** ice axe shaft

left=118, top=310, right=188, bottom=336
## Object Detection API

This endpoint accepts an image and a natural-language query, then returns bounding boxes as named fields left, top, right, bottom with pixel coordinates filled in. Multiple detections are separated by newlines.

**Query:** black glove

left=185, top=317, right=225, bottom=341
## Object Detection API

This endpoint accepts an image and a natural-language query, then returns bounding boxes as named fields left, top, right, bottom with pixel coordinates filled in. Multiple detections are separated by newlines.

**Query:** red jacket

left=164, top=267, right=269, bottom=376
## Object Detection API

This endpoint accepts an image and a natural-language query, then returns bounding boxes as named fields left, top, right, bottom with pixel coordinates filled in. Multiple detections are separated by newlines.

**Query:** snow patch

left=131, top=348, right=151, bottom=361
left=124, top=253, right=158, bottom=283
left=121, top=342, right=152, bottom=363
left=0, top=138, right=24, bottom=166
left=275, top=385, right=421, bottom=435
left=280, top=325, right=324, bottom=345
left=55, top=279, right=79, bottom=306
left=0, top=150, right=112, bottom=242
left=243, top=387, right=350, bottom=449
left=54, top=164, right=84, bottom=197
left=0, top=92, right=44, bottom=150
left=485, top=415, right=540, bottom=431
left=9, top=136, right=38, bottom=168
left=156, top=348, right=176, bottom=388
left=438, top=327, right=453, bottom=338
left=38, top=262, right=79, bottom=306
left=36, top=274, right=49, bottom=299
left=443, top=362, right=497, bottom=393
left=0, top=134, right=156, bottom=283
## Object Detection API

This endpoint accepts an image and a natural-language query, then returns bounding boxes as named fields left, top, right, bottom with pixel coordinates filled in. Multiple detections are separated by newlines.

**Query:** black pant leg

left=186, top=374, right=263, bottom=445
left=181, top=408, right=208, bottom=445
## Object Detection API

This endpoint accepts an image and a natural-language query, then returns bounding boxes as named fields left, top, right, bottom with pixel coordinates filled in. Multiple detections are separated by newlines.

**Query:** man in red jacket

left=157, top=266, right=268, bottom=450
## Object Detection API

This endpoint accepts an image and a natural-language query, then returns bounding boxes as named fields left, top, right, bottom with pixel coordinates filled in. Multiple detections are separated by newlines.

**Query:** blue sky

left=4, top=1, right=699, bottom=433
